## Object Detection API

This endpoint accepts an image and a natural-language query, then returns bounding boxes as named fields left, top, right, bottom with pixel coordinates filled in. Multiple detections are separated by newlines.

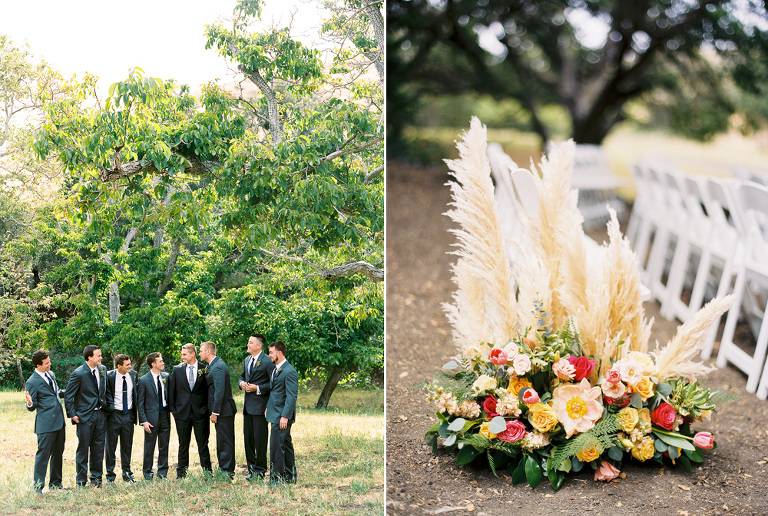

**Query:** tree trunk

left=16, top=356, right=25, bottom=390
left=243, top=68, right=282, bottom=144
left=365, top=2, right=385, bottom=83
left=315, top=367, right=346, bottom=409
left=156, top=238, right=182, bottom=297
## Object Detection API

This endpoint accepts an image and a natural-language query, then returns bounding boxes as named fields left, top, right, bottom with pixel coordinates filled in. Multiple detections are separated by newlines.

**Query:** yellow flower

left=472, top=375, right=497, bottom=394
left=479, top=421, right=497, bottom=440
left=528, top=402, right=559, bottom=433
left=637, top=408, right=652, bottom=433
left=507, top=377, right=533, bottom=396
left=631, top=436, right=655, bottom=461
left=576, top=445, right=601, bottom=463
left=631, top=376, right=655, bottom=401
left=617, top=407, right=639, bottom=433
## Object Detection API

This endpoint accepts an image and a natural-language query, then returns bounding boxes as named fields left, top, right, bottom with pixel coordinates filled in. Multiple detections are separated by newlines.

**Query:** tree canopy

left=1, top=0, right=383, bottom=408
left=387, top=0, right=768, bottom=147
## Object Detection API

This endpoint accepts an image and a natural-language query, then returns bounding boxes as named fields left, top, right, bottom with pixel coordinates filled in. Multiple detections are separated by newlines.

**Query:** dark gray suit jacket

left=206, top=356, right=236, bottom=418
left=26, top=371, right=66, bottom=434
left=64, top=363, right=107, bottom=424
left=265, top=361, right=298, bottom=425
left=239, top=352, right=275, bottom=416
left=137, top=372, right=170, bottom=427
left=105, top=369, right=139, bottom=424
left=167, top=362, right=210, bottom=420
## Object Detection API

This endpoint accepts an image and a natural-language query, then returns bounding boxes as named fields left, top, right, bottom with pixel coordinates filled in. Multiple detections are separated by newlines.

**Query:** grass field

left=0, top=389, right=383, bottom=515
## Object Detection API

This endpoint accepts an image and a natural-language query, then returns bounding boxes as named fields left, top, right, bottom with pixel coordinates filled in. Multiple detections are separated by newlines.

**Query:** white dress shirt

left=150, top=371, right=167, bottom=407
left=114, top=372, right=134, bottom=411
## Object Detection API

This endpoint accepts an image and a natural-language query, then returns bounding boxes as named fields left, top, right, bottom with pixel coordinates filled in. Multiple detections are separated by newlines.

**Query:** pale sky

left=0, top=0, right=325, bottom=93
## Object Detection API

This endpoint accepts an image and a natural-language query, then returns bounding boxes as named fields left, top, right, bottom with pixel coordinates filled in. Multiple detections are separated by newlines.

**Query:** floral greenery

left=425, top=310, right=728, bottom=490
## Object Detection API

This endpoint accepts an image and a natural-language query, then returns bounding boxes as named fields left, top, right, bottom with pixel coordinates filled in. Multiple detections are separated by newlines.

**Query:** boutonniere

left=100, top=369, right=106, bottom=378
left=198, top=367, right=209, bottom=377
left=161, top=376, right=167, bottom=386
left=274, top=368, right=281, bottom=378
left=255, top=360, right=262, bottom=368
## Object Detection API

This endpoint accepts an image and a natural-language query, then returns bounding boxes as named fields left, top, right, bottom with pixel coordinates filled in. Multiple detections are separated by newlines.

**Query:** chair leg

left=716, top=268, right=746, bottom=368
left=661, top=236, right=692, bottom=320
left=745, top=299, right=768, bottom=393
left=701, top=256, right=736, bottom=360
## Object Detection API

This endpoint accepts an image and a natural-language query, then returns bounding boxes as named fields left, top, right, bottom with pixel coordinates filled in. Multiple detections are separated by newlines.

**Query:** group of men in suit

left=24, top=335, right=299, bottom=493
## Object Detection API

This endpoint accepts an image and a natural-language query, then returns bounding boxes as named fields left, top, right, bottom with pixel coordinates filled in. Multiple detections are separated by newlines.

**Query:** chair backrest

left=729, top=181, right=768, bottom=264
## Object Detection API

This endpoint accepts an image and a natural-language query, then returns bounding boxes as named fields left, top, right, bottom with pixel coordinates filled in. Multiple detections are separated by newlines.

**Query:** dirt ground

left=385, top=161, right=768, bottom=516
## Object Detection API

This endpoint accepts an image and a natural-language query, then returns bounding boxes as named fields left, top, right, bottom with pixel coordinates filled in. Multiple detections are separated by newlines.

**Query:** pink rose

left=600, top=378, right=626, bottom=398
left=512, top=353, right=532, bottom=375
left=497, top=420, right=526, bottom=443
left=594, top=460, right=620, bottom=482
left=489, top=348, right=508, bottom=365
left=605, top=368, right=621, bottom=384
left=566, top=356, right=595, bottom=381
left=553, top=358, right=575, bottom=381
left=521, top=388, right=539, bottom=405
left=503, top=342, right=519, bottom=359
left=651, top=402, right=677, bottom=430
left=693, top=432, right=715, bottom=450
left=483, top=396, right=498, bottom=417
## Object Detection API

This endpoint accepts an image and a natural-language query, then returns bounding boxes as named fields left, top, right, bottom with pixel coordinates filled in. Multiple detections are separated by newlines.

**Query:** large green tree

left=387, top=0, right=768, bottom=148
left=25, top=0, right=383, bottom=406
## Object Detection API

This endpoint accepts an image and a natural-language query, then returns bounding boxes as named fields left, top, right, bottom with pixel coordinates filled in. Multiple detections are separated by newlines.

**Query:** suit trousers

left=269, top=421, right=296, bottom=482
left=142, top=411, right=170, bottom=479
left=174, top=412, right=212, bottom=477
left=105, top=411, right=135, bottom=481
left=214, top=415, right=235, bottom=476
left=243, top=413, right=269, bottom=476
left=75, top=410, right=106, bottom=485
left=33, top=427, right=65, bottom=490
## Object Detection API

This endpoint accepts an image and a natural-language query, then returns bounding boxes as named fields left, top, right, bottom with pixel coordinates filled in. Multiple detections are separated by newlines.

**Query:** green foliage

left=549, top=413, right=621, bottom=472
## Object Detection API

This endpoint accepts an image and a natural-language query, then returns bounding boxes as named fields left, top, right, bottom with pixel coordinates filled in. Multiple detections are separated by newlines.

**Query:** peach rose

left=553, top=359, right=576, bottom=381
left=618, top=360, right=643, bottom=386
left=528, top=402, right=559, bottom=433
left=512, top=353, right=532, bottom=376
left=503, top=342, right=520, bottom=359
left=601, top=378, right=626, bottom=398
left=630, top=376, right=655, bottom=401
left=594, top=460, right=621, bottom=482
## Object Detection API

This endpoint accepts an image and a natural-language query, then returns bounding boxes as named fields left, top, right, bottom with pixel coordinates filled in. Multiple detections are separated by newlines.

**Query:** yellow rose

left=507, top=377, right=533, bottom=396
left=630, top=436, right=655, bottom=461
left=528, top=402, right=559, bottom=433
left=576, top=445, right=601, bottom=463
left=631, top=376, right=655, bottom=401
left=472, top=375, right=497, bottom=394
left=637, top=408, right=652, bottom=433
left=479, top=421, right=497, bottom=440
left=617, top=407, right=639, bottom=433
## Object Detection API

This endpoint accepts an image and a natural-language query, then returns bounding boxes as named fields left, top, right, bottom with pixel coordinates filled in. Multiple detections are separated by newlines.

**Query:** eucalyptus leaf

left=488, top=416, right=507, bottom=434
left=443, top=360, right=459, bottom=370
left=447, top=418, right=466, bottom=432
left=629, top=392, right=643, bottom=408
left=443, top=434, right=457, bottom=447
left=571, top=457, right=584, bottom=473
left=657, top=382, right=672, bottom=397
left=654, top=439, right=668, bottom=453
left=608, top=446, right=624, bottom=461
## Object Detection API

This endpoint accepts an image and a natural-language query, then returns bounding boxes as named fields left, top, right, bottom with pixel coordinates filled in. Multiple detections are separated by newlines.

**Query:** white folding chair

left=716, top=181, right=768, bottom=395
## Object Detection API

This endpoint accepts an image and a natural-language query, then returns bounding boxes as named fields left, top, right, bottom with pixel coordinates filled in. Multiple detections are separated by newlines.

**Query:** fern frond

left=550, top=414, right=620, bottom=471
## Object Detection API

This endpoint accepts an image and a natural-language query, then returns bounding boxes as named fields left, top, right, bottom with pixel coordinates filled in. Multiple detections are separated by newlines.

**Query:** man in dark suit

left=266, top=341, right=299, bottom=485
left=65, top=344, right=108, bottom=488
left=239, top=333, right=275, bottom=481
left=137, top=352, right=171, bottom=480
left=24, top=350, right=68, bottom=493
left=199, top=341, right=237, bottom=479
left=167, top=343, right=212, bottom=478
left=104, top=354, right=139, bottom=483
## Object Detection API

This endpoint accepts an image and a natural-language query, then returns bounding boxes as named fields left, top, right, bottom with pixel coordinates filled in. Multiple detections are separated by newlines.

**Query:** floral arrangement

left=425, top=118, right=734, bottom=489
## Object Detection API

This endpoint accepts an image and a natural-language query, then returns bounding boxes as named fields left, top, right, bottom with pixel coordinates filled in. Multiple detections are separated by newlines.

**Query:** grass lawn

left=0, top=388, right=383, bottom=515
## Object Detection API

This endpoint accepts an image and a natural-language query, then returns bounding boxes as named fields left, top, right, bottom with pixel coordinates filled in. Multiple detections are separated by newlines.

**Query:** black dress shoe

left=76, top=482, right=88, bottom=488
left=49, top=484, right=70, bottom=490
left=91, top=483, right=102, bottom=488
left=124, top=477, right=139, bottom=483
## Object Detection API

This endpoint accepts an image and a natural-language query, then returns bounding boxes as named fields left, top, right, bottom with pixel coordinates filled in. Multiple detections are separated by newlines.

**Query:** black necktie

left=157, top=375, right=164, bottom=414
left=122, top=375, right=129, bottom=414
left=250, top=356, right=256, bottom=375
left=92, top=369, right=101, bottom=409
left=45, top=373, right=54, bottom=390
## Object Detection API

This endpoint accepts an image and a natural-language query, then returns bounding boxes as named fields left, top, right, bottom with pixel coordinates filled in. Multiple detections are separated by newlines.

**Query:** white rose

left=512, top=354, right=532, bottom=376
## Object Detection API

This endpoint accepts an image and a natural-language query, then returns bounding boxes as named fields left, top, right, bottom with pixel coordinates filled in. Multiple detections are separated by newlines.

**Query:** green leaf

left=525, top=456, right=543, bottom=489
left=652, top=430, right=695, bottom=451
left=654, top=439, right=668, bottom=453
left=510, top=458, right=526, bottom=485
left=683, top=447, right=704, bottom=463
left=608, top=446, right=624, bottom=461
left=679, top=455, right=692, bottom=473
left=657, top=382, right=672, bottom=397
left=455, top=444, right=480, bottom=466
left=630, top=393, right=643, bottom=408
left=444, top=434, right=457, bottom=447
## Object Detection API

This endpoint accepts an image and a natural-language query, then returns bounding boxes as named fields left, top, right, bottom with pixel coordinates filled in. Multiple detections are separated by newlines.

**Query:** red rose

left=483, top=396, right=498, bottom=417
left=651, top=402, right=677, bottom=430
left=489, top=348, right=508, bottom=365
left=604, top=393, right=631, bottom=409
left=497, top=420, right=527, bottom=443
left=566, top=356, right=595, bottom=381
